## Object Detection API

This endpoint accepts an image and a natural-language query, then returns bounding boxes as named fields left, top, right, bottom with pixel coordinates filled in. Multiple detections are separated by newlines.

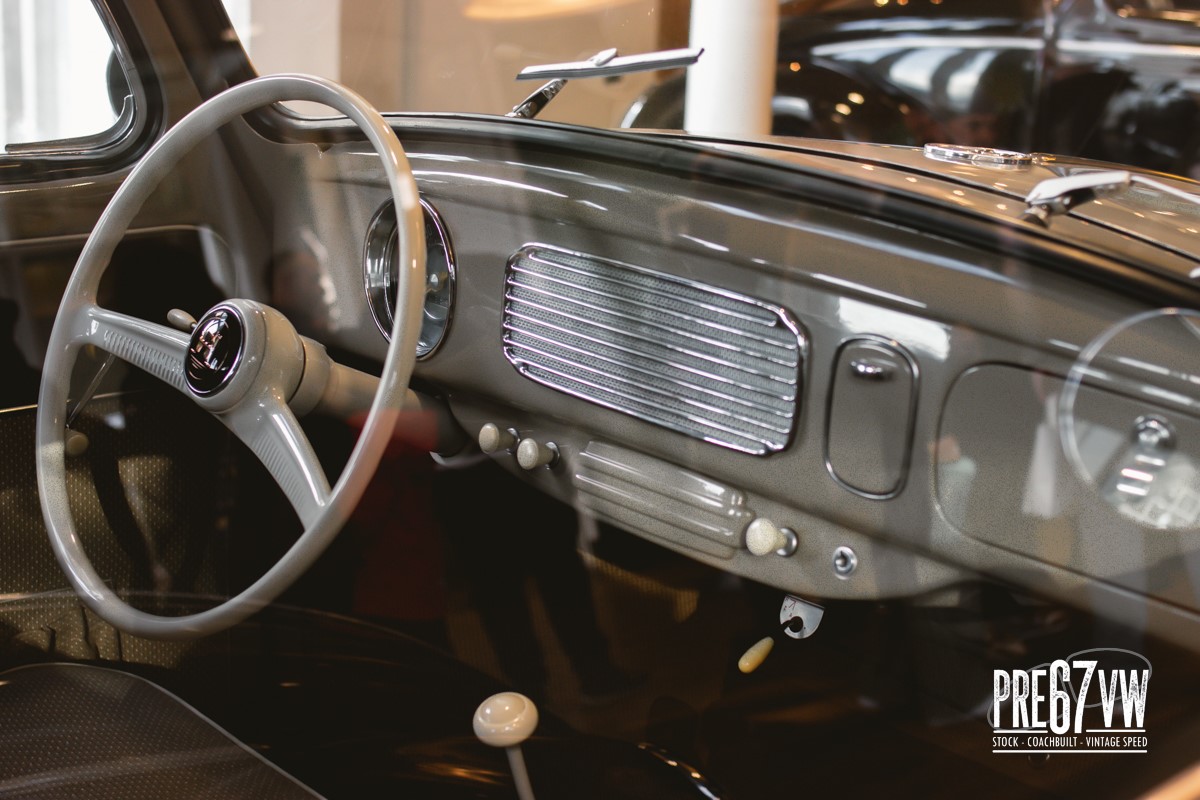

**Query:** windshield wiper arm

left=507, top=47, right=703, bottom=120
left=507, top=48, right=617, bottom=119
left=1023, top=170, right=1200, bottom=226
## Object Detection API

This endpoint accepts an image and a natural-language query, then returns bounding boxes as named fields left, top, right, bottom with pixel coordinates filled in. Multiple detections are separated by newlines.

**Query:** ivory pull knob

left=738, top=636, right=775, bottom=674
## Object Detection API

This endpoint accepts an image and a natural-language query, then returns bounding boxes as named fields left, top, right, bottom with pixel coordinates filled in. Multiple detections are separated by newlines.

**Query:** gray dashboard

left=225, top=120, right=1200, bottom=652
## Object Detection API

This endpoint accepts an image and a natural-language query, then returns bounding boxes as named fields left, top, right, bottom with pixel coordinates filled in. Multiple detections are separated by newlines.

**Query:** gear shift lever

left=474, top=692, right=539, bottom=800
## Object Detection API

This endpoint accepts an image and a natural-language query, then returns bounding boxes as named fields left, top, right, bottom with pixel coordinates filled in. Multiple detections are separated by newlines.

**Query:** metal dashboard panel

left=938, top=364, right=1200, bottom=612
left=258, top=130, right=1200, bottom=648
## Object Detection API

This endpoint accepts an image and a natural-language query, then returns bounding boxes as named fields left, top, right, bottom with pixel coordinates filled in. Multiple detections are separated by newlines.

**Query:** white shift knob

left=516, top=438, right=558, bottom=470
left=745, top=518, right=796, bottom=556
left=474, top=691, right=539, bottom=748
left=479, top=423, right=517, bottom=454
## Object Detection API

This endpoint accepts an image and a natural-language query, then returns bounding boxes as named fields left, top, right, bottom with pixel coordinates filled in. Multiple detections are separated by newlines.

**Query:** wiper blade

left=516, top=46, right=703, bottom=82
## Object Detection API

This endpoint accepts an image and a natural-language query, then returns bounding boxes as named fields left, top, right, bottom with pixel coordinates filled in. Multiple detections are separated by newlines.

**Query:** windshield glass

left=1118, top=0, right=1200, bottom=12
left=219, top=0, right=673, bottom=126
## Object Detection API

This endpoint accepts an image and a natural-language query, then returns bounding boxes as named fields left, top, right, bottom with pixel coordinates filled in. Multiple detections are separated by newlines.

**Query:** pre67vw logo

left=991, top=648, right=1151, bottom=755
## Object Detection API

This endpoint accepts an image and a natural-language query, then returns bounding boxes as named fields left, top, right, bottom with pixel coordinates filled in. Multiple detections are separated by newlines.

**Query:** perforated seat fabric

left=0, top=663, right=322, bottom=799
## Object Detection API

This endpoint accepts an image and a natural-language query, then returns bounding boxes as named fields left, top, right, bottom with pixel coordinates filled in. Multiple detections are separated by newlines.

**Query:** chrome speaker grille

left=503, top=245, right=804, bottom=455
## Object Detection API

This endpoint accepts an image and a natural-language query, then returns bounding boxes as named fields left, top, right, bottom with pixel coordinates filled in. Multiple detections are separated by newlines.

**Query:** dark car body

left=626, top=0, right=1200, bottom=177
left=3, top=1, right=1200, bottom=798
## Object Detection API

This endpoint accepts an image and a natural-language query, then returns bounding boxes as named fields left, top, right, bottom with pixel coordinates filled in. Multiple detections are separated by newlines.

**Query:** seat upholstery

left=0, top=663, right=321, bottom=799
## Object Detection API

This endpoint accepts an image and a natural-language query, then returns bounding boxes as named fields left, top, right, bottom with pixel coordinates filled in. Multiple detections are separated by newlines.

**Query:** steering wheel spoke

left=75, top=304, right=190, bottom=394
left=223, top=394, right=332, bottom=527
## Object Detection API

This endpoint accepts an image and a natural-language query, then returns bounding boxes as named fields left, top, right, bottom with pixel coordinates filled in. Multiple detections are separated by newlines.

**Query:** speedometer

left=363, top=198, right=455, bottom=359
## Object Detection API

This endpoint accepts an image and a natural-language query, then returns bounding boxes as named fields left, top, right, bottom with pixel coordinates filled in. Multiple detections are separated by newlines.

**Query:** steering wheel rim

left=35, top=74, right=425, bottom=640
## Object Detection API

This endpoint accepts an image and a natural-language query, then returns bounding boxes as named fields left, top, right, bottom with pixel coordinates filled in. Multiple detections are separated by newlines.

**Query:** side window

left=0, top=0, right=131, bottom=155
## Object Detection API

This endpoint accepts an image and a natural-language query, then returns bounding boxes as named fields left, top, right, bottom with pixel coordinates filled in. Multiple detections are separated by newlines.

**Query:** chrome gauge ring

left=365, top=198, right=455, bottom=359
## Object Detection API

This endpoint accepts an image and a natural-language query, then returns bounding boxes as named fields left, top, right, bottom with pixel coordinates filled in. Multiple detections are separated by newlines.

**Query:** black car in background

left=626, top=0, right=1200, bottom=176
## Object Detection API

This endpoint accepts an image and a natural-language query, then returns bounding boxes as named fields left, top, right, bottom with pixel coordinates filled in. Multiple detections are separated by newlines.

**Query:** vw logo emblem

left=185, top=305, right=244, bottom=396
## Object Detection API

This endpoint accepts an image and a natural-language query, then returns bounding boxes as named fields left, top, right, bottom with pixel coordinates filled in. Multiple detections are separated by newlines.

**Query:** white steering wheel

left=36, top=75, right=425, bottom=640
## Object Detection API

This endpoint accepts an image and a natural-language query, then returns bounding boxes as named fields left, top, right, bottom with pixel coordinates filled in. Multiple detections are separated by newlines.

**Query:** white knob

left=473, top=691, right=539, bottom=748
left=745, top=518, right=796, bottom=557
left=479, top=423, right=517, bottom=454
left=167, top=308, right=197, bottom=332
left=65, top=430, right=89, bottom=457
left=737, top=636, right=775, bottom=674
left=516, top=438, right=558, bottom=470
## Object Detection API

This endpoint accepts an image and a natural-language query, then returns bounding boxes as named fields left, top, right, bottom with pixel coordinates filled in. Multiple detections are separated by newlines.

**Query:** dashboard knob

left=516, top=438, right=558, bottom=470
left=737, top=636, right=775, bottom=674
left=479, top=423, right=517, bottom=454
left=745, top=518, right=797, bottom=557
left=65, top=430, right=89, bottom=457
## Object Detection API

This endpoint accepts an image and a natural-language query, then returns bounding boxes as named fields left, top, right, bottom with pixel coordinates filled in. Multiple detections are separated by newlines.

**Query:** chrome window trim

left=2, top=0, right=151, bottom=165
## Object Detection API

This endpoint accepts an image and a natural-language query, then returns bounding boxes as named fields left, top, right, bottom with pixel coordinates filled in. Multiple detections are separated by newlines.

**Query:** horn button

left=186, top=305, right=245, bottom=397
left=181, top=299, right=307, bottom=414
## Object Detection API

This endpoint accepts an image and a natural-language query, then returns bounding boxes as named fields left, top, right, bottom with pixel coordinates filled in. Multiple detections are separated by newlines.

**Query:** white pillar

left=683, top=0, right=779, bottom=137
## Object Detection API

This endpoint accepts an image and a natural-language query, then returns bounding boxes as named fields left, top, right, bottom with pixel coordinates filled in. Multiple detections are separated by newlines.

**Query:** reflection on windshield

left=1060, top=308, right=1200, bottom=531
left=220, top=0, right=665, bottom=126
left=1118, top=0, right=1200, bottom=16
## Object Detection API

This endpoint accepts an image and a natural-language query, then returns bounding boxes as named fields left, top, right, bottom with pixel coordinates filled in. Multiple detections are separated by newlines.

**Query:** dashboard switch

left=167, top=308, right=197, bottom=332
left=745, top=518, right=797, bottom=556
left=479, top=423, right=518, bottom=454
left=516, top=438, right=559, bottom=470
left=738, top=636, right=775, bottom=674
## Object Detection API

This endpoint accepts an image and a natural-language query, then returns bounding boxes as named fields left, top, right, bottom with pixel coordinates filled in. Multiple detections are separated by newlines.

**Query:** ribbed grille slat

left=503, top=326, right=795, bottom=417
left=508, top=269, right=797, bottom=361
left=503, top=246, right=804, bottom=455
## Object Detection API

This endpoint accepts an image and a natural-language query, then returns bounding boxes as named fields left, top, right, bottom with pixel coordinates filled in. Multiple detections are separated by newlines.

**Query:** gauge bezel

left=364, top=197, right=456, bottom=360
